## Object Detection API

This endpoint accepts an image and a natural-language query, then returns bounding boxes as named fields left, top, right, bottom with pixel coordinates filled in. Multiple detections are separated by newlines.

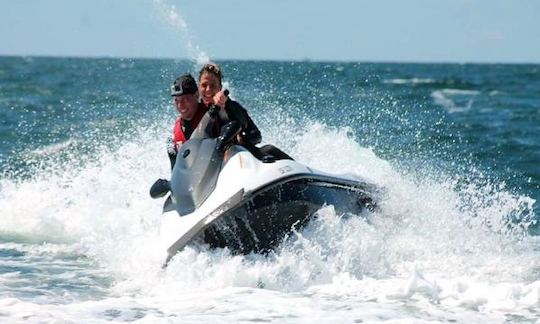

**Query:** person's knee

left=259, top=144, right=273, bottom=155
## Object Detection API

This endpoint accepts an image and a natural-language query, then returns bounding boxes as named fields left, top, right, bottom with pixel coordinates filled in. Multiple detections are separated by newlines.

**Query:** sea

left=0, top=55, right=539, bottom=323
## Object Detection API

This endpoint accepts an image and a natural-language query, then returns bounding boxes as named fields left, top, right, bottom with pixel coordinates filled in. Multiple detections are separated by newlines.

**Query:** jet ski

left=151, top=107, right=378, bottom=265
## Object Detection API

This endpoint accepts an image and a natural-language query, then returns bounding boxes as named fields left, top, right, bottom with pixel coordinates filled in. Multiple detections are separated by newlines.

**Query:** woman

left=198, top=62, right=293, bottom=161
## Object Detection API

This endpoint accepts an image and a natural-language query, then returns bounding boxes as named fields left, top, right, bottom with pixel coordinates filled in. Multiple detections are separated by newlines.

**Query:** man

left=170, top=74, right=202, bottom=149
left=150, top=73, right=205, bottom=198
left=167, top=73, right=209, bottom=168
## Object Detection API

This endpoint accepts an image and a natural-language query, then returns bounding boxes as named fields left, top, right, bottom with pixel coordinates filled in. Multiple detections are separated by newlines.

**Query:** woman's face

left=199, top=72, right=222, bottom=106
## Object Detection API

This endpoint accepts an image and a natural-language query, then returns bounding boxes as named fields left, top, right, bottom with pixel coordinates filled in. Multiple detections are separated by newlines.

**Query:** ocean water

left=1, top=55, right=539, bottom=323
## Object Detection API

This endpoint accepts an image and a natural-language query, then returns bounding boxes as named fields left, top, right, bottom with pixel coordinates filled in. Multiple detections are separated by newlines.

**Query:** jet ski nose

left=149, top=179, right=171, bottom=199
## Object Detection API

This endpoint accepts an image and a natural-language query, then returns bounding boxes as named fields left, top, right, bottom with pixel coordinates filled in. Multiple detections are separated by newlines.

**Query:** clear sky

left=1, top=0, right=539, bottom=63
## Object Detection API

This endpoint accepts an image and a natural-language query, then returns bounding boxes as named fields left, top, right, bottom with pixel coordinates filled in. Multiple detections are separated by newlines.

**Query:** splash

left=152, top=0, right=210, bottom=66
left=1, top=117, right=539, bottom=322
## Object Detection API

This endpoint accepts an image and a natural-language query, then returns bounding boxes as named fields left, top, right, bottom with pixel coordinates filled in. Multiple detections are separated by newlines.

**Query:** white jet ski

left=150, top=107, right=377, bottom=265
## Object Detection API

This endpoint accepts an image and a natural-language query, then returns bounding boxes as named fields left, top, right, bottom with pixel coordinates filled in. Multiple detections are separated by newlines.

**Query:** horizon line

left=1, top=53, right=539, bottom=66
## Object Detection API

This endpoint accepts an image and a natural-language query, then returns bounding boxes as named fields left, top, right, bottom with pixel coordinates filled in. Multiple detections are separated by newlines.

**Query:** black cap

left=171, top=74, right=197, bottom=97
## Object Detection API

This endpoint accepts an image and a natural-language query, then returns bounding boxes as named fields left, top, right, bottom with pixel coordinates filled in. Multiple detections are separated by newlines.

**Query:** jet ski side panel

left=164, top=189, right=245, bottom=265
left=165, top=174, right=375, bottom=259
left=201, top=176, right=373, bottom=254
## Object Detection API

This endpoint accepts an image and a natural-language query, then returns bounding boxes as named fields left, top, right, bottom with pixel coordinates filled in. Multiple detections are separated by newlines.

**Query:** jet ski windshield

left=166, top=108, right=241, bottom=216
left=189, top=106, right=219, bottom=140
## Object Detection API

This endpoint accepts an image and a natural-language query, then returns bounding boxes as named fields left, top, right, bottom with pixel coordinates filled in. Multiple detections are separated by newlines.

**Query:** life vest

left=172, top=118, right=187, bottom=151
left=172, top=103, right=216, bottom=151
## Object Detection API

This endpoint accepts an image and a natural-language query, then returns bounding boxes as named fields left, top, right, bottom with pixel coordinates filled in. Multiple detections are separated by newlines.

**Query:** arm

left=224, top=99, right=262, bottom=145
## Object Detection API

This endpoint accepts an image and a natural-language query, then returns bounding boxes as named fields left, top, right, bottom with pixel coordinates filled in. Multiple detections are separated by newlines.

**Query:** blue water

left=1, top=56, right=539, bottom=323
left=2, top=57, right=538, bottom=218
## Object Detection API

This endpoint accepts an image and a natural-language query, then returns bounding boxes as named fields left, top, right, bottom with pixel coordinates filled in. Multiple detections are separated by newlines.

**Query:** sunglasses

left=202, top=63, right=221, bottom=74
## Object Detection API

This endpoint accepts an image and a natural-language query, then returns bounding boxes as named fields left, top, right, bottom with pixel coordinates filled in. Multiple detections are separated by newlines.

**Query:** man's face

left=174, top=93, right=198, bottom=120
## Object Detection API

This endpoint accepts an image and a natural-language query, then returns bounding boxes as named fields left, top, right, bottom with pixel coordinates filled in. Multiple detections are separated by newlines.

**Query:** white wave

left=383, top=78, right=437, bottom=85
left=0, top=119, right=538, bottom=323
left=2, top=268, right=539, bottom=323
left=436, top=89, right=480, bottom=96
left=431, top=88, right=480, bottom=113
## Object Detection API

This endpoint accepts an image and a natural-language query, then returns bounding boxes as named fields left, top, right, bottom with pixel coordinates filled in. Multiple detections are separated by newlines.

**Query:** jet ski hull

left=165, top=173, right=375, bottom=261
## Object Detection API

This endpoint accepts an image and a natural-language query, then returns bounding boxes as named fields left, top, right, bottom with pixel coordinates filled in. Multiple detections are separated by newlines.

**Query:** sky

left=1, top=0, right=539, bottom=63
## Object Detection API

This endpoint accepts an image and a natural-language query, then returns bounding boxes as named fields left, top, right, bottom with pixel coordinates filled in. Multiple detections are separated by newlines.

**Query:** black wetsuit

left=217, top=99, right=261, bottom=145
left=217, top=99, right=293, bottom=161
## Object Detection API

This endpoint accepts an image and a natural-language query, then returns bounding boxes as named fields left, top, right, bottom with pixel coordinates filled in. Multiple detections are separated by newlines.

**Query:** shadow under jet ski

left=151, top=108, right=379, bottom=266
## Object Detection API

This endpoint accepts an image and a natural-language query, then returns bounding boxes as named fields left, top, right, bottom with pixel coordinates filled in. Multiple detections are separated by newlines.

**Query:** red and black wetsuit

left=168, top=98, right=290, bottom=168
left=172, top=98, right=261, bottom=149
left=171, top=103, right=208, bottom=152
